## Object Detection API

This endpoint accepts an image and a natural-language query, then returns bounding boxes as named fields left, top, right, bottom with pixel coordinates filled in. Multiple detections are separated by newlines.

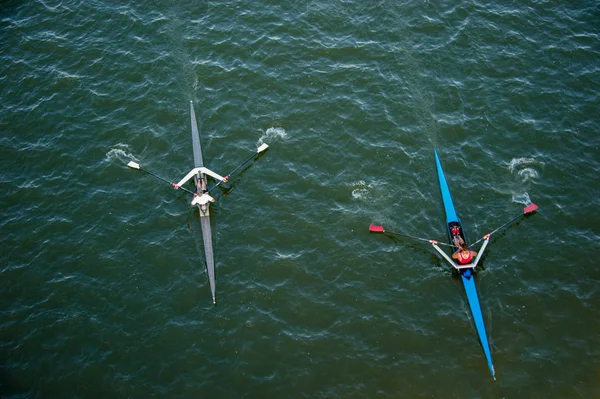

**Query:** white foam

left=507, top=157, right=541, bottom=173
left=511, top=192, right=532, bottom=205
left=350, top=180, right=370, bottom=200
left=275, top=251, right=302, bottom=260
left=106, top=143, right=137, bottom=164
left=265, top=127, right=287, bottom=138
left=518, top=167, right=539, bottom=180
left=507, top=157, right=543, bottom=182
left=352, top=187, right=370, bottom=200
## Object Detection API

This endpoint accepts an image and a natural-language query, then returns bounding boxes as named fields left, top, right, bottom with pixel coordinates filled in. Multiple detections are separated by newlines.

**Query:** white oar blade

left=257, top=143, right=269, bottom=153
left=127, top=161, right=140, bottom=169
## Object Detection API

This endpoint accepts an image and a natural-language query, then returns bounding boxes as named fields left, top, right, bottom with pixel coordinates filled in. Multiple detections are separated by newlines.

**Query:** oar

left=369, top=225, right=454, bottom=247
left=127, top=161, right=195, bottom=195
left=471, top=203, right=539, bottom=246
left=207, top=143, right=269, bottom=193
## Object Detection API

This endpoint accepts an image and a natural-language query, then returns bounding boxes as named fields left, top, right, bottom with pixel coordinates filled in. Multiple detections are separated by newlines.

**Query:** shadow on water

left=216, top=152, right=269, bottom=198
left=0, top=367, right=28, bottom=398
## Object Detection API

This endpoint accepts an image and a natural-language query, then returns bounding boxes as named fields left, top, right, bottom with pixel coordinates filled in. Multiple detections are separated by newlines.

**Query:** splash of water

left=507, top=157, right=543, bottom=183
left=350, top=180, right=370, bottom=200
left=105, top=143, right=137, bottom=165
left=508, top=157, right=538, bottom=173
left=512, top=192, right=532, bottom=206
left=258, top=127, right=287, bottom=147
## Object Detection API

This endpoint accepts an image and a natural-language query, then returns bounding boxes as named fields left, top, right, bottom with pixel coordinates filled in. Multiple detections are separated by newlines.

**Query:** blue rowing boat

left=434, top=149, right=496, bottom=380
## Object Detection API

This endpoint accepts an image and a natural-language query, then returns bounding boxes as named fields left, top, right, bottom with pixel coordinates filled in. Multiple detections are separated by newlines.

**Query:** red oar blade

left=369, top=225, right=385, bottom=233
left=524, top=203, right=538, bottom=214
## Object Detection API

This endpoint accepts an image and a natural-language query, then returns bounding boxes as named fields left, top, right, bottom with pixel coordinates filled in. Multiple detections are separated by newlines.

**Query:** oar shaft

left=389, top=231, right=451, bottom=246
left=471, top=214, right=522, bottom=246
left=229, top=152, right=260, bottom=176
left=207, top=152, right=259, bottom=193
left=139, top=168, right=195, bottom=195
left=471, top=203, right=538, bottom=247
left=487, top=214, right=522, bottom=236
left=372, top=227, right=454, bottom=247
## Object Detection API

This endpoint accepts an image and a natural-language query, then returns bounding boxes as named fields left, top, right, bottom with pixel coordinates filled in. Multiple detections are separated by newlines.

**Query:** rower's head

left=460, top=243, right=469, bottom=252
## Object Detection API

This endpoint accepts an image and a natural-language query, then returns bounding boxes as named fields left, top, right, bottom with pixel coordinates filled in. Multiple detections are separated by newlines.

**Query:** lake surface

left=1, top=1, right=599, bottom=398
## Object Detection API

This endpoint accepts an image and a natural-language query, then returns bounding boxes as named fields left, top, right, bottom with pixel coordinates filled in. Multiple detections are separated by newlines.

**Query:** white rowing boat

left=128, top=102, right=269, bottom=304
left=174, top=102, right=269, bottom=304
left=189, top=101, right=217, bottom=304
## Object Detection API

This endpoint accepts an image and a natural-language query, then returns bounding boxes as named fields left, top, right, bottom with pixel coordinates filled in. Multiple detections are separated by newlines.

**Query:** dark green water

left=1, top=1, right=599, bottom=398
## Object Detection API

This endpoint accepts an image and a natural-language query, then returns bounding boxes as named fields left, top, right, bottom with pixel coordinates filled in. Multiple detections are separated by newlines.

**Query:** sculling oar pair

left=369, top=203, right=539, bottom=250
left=127, top=143, right=269, bottom=197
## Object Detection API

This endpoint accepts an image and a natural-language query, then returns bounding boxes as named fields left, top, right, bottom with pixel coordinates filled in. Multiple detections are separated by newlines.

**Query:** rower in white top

left=173, top=143, right=269, bottom=207
left=173, top=166, right=227, bottom=206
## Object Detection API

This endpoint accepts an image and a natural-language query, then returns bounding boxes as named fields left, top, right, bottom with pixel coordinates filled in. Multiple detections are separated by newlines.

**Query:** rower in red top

left=452, top=242, right=477, bottom=265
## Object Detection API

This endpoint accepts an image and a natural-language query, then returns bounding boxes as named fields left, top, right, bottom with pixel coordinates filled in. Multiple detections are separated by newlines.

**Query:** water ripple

left=1, top=0, right=599, bottom=397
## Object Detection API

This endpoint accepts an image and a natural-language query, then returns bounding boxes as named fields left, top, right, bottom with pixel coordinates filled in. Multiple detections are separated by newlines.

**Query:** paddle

left=206, top=143, right=269, bottom=193
left=471, top=203, right=539, bottom=246
left=127, top=161, right=195, bottom=195
left=369, top=225, right=454, bottom=247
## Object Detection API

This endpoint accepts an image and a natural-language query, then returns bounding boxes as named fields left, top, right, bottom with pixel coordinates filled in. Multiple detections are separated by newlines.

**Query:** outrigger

left=128, top=101, right=269, bottom=304
left=369, top=149, right=538, bottom=379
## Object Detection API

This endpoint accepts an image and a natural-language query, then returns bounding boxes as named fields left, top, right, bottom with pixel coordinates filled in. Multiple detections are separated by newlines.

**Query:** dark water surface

left=1, top=1, right=599, bottom=398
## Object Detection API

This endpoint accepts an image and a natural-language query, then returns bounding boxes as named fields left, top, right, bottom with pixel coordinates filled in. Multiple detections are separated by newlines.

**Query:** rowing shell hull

left=190, top=101, right=216, bottom=304
left=434, top=149, right=496, bottom=379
